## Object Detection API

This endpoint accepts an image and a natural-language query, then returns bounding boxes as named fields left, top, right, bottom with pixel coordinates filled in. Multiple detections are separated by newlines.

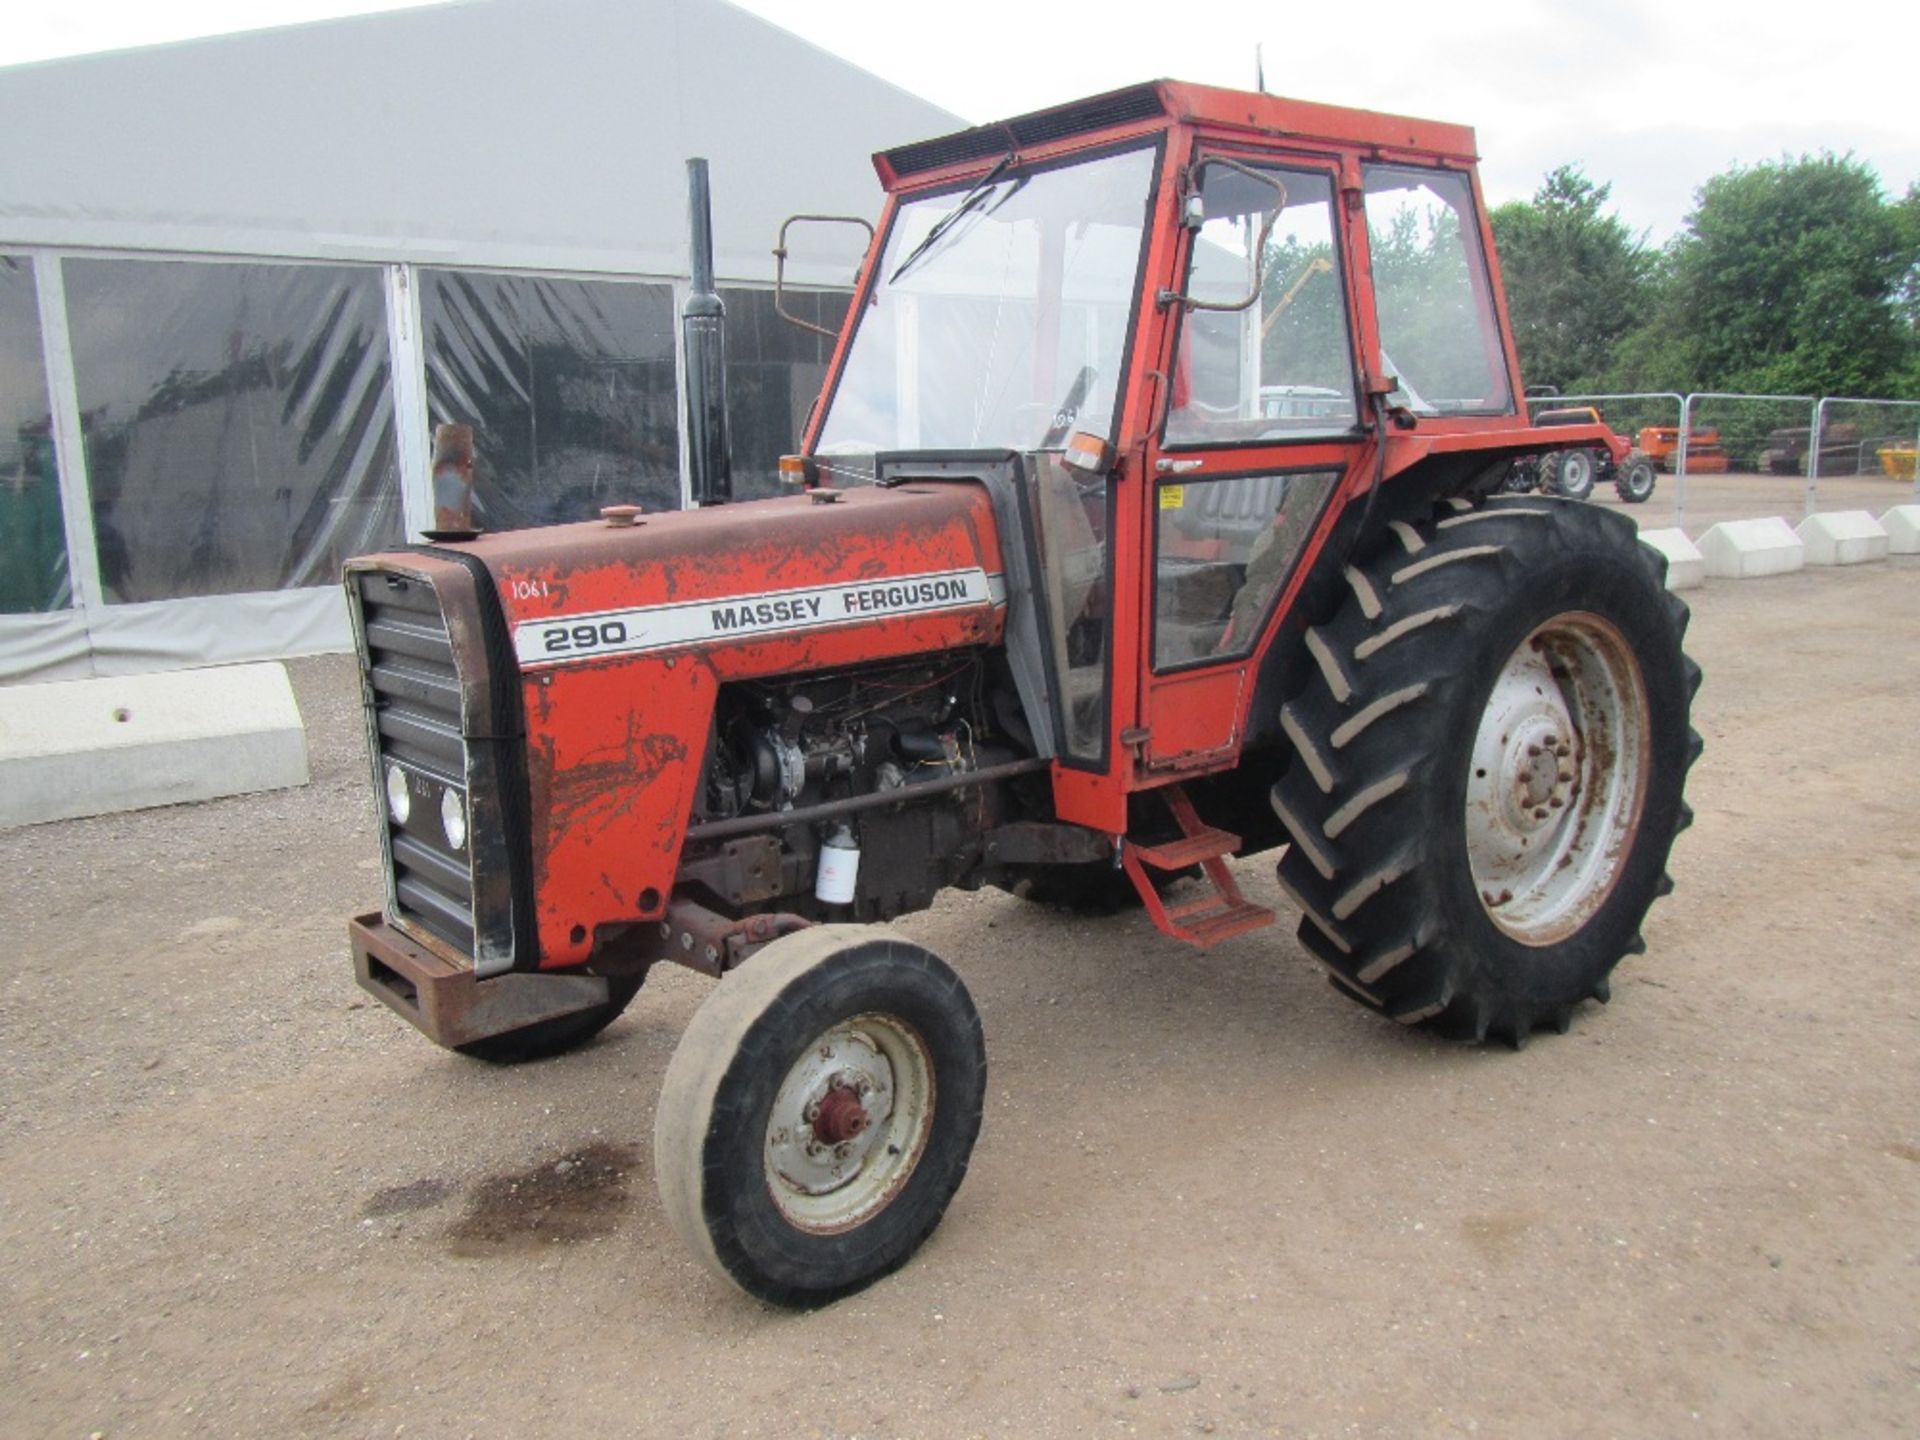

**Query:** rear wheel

left=1268, top=496, right=1700, bottom=1046
left=1615, top=456, right=1657, bottom=503
left=654, top=926, right=986, bottom=1306
left=1003, top=862, right=1142, bottom=914
left=454, top=974, right=644, bottom=1063
left=1541, top=448, right=1597, bottom=500
left=1001, top=859, right=1195, bottom=915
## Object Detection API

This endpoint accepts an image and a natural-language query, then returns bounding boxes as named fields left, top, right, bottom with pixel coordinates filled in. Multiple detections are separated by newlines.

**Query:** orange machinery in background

left=1638, top=426, right=1731, bottom=474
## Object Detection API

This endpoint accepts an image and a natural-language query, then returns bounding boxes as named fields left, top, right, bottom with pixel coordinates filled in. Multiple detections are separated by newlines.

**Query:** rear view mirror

left=772, top=214, right=876, bottom=338
left=1158, top=158, right=1288, bottom=314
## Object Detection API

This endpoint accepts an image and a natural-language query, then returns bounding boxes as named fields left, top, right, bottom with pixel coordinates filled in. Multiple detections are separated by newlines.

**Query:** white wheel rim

left=1465, top=613, right=1650, bottom=945
left=1563, top=452, right=1593, bottom=487
left=763, top=1013, right=934, bottom=1233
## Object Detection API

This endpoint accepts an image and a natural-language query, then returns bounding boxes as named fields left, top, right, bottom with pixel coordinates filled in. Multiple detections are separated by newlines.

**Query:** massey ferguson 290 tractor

left=346, top=82, right=1700, bottom=1306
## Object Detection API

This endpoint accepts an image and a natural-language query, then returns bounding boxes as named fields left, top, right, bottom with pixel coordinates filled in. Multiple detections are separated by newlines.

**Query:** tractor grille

left=354, top=570, right=476, bottom=958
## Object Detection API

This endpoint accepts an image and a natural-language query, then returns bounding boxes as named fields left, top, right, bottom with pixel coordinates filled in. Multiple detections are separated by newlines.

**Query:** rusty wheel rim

left=763, top=1013, right=934, bottom=1234
left=1465, top=613, right=1650, bottom=946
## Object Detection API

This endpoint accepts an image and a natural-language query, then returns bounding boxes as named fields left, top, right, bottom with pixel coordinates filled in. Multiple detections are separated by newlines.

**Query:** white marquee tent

left=0, top=0, right=960, bottom=682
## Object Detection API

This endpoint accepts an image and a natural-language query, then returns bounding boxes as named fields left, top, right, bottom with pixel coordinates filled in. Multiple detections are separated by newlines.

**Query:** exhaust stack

left=683, top=157, right=733, bottom=506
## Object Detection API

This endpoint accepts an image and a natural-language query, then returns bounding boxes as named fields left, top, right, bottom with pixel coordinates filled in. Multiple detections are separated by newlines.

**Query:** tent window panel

left=63, top=257, right=401, bottom=604
left=719, top=287, right=850, bottom=500
left=420, top=270, right=677, bottom=526
left=0, top=256, right=69, bottom=614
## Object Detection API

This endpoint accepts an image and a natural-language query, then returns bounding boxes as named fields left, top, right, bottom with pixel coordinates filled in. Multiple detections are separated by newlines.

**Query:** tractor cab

left=793, top=82, right=1564, bottom=831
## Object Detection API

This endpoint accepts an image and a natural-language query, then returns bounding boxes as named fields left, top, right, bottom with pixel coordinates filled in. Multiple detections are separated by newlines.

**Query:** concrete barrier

left=0, top=662, right=310, bottom=828
left=1883, top=505, right=1920, bottom=556
left=1795, top=510, right=1889, bottom=566
left=1697, top=517, right=1805, bottom=580
left=1637, top=528, right=1706, bottom=591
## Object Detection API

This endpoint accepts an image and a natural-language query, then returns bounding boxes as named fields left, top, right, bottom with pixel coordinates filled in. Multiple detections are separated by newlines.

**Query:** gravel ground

left=2, top=556, right=1917, bottom=1439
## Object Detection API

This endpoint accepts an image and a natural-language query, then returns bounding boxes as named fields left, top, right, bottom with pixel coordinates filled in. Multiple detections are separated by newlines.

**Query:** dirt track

left=3, top=557, right=1918, bottom=1439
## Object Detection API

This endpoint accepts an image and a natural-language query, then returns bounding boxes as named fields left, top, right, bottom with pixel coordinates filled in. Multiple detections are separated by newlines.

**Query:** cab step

left=1130, top=825, right=1240, bottom=871
left=1121, top=783, right=1275, bottom=948
left=1161, top=894, right=1275, bottom=947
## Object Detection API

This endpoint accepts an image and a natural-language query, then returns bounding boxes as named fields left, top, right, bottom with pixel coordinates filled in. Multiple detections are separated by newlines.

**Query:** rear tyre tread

left=1269, top=494, right=1699, bottom=1045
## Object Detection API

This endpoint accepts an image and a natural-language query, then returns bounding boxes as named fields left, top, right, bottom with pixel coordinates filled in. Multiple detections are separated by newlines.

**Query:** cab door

left=1134, top=150, right=1372, bottom=773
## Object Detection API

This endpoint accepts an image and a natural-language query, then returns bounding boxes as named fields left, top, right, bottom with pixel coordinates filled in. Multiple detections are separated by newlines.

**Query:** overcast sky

left=3, top=0, right=1914, bottom=242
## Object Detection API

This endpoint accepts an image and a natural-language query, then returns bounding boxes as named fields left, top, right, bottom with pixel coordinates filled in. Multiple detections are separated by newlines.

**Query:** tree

left=1618, top=154, right=1917, bottom=399
left=1490, top=166, right=1652, bottom=393
left=1895, top=182, right=1920, bottom=392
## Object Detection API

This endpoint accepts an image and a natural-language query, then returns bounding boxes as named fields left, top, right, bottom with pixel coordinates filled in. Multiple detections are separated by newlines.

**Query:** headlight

left=385, top=763, right=411, bottom=825
left=441, top=787, right=468, bottom=851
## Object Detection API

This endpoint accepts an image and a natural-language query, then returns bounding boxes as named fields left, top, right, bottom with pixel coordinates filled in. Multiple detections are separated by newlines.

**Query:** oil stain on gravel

left=361, top=1177, right=456, bottom=1218
left=445, top=1141, right=639, bottom=1256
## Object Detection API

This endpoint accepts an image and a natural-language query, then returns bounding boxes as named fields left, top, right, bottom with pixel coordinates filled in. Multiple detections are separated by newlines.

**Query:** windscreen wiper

left=888, top=153, right=1018, bottom=285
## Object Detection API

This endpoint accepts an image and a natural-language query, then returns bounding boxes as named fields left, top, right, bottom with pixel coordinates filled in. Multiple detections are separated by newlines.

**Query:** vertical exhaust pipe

left=429, top=423, right=476, bottom=534
left=683, top=157, right=733, bottom=506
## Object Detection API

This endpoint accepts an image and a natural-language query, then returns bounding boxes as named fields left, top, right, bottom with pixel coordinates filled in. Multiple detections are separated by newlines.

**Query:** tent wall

left=0, top=0, right=946, bottom=286
left=0, top=0, right=958, bottom=683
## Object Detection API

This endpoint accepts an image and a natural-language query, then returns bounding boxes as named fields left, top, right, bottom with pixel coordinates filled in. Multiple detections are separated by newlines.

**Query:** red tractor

left=345, top=82, right=1700, bottom=1306
left=1507, top=405, right=1659, bottom=502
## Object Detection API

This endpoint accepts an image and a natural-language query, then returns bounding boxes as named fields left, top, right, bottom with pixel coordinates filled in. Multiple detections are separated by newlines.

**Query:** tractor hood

left=349, top=480, right=1011, bottom=971
left=441, top=482, right=1008, bottom=678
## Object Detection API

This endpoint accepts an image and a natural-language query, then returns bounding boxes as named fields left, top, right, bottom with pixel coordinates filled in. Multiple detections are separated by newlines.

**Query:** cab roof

left=874, top=80, right=1480, bottom=189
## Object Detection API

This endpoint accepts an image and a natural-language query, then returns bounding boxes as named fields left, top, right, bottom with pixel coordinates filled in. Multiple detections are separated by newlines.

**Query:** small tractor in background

left=343, top=82, right=1700, bottom=1306
left=1505, top=404, right=1658, bottom=503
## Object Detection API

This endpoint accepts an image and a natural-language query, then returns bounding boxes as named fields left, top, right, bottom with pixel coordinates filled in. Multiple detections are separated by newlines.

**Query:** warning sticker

left=513, top=568, right=1004, bottom=667
left=1159, top=484, right=1186, bottom=510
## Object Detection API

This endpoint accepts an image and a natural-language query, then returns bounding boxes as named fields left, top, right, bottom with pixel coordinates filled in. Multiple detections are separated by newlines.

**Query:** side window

left=1154, top=469, right=1340, bottom=668
left=1166, top=163, right=1358, bottom=447
left=1361, top=165, right=1512, bottom=416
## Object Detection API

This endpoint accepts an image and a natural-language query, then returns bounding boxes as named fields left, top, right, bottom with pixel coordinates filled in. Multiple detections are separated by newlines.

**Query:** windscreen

left=815, top=146, right=1158, bottom=474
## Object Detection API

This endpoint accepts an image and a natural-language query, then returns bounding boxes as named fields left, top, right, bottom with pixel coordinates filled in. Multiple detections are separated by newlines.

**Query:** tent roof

left=0, top=0, right=963, bottom=286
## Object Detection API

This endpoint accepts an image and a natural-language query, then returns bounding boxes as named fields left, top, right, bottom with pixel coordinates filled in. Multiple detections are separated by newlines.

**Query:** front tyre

left=654, top=926, right=986, bottom=1307
left=1615, top=456, right=1658, bottom=503
left=453, top=974, right=644, bottom=1063
left=1269, top=496, right=1701, bottom=1046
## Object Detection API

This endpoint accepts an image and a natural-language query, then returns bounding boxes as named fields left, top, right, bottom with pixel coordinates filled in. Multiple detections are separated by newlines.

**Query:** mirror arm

left=774, top=214, right=876, bottom=338
left=1157, top=158, right=1287, bottom=312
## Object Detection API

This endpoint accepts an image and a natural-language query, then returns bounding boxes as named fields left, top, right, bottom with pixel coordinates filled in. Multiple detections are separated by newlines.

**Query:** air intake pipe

left=683, top=157, right=733, bottom=506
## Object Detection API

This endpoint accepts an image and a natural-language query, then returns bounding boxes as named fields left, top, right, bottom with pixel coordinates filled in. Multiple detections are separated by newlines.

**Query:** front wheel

left=1268, top=496, right=1701, bottom=1046
left=654, top=926, right=986, bottom=1307
left=1615, top=456, right=1658, bottom=503
left=454, top=974, right=644, bottom=1063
